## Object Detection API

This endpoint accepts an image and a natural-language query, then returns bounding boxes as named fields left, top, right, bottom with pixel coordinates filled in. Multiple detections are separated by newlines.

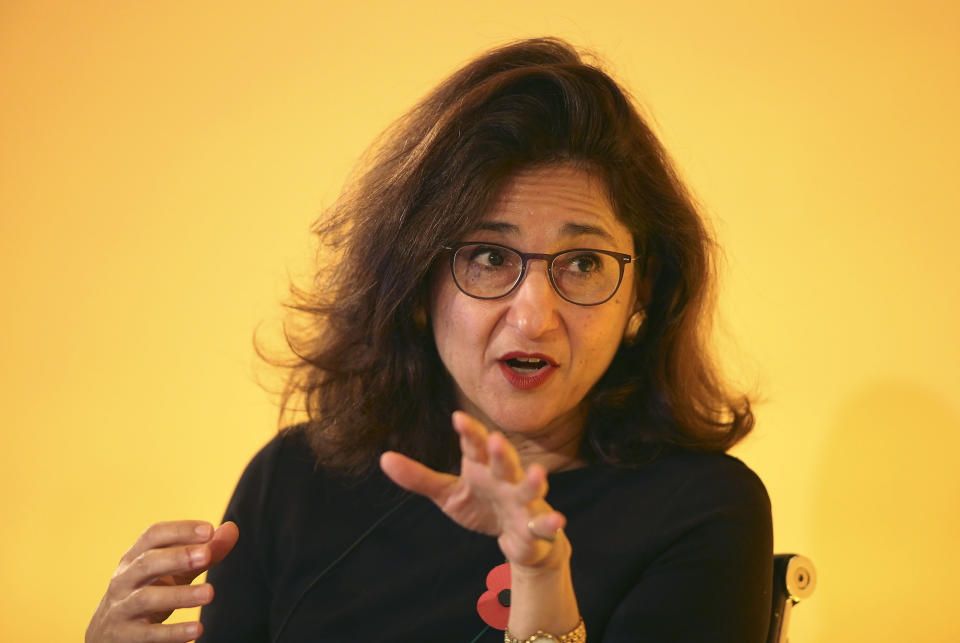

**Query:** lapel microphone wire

left=271, top=493, right=414, bottom=642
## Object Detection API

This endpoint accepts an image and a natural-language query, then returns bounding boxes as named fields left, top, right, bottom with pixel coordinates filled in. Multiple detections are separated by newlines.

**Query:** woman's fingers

left=526, top=510, right=566, bottom=542
left=112, top=620, right=204, bottom=643
left=380, top=451, right=457, bottom=502
left=112, top=521, right=239, bottom=595
left=487, top=431, right=523, bottom=483
left=112, top=543, right=211, bottom=596
left=121, top=521, right=214, bottom=566
left=207, top=521, right=239, bottom=567
left=452, top=410, right=489, bottom=464
left=498, top=509, right=569, bottom=568
left=382, top=410, right=563, bottom=562
left=453, top=411, right=525, bottom=484
left=87, top=521, right=237, bottom=643
left=116, top=583, right=214, bottom=620
left=516, top=463, right=549, bottom=504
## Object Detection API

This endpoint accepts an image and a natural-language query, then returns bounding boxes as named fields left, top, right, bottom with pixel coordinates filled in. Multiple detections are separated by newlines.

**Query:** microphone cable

left=270, top=493, right=414, bottom=642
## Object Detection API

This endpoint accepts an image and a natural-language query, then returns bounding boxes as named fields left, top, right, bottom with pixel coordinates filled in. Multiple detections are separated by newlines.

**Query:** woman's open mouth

left=504, top=356, right=549, bottom=373
left=497, top=352, right=558, bottom=390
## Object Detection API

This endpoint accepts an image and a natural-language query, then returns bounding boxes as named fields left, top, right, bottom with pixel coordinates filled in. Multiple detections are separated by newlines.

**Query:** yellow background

left=2, top=1, right=958, bottom=640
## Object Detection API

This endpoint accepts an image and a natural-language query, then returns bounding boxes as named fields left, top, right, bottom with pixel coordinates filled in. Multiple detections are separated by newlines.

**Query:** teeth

left=505, top=356, right=548, bottom=372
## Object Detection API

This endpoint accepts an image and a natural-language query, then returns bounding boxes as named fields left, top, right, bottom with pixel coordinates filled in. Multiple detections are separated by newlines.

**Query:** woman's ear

left=623, top=305, right=647, bottom=345
left=636, top=255, right=660, bottom=309
left=623, top=256, right=658, bottom=346
left=413, top=302, right=428, bottom=330
left=413, top=285, right=432, bottom=331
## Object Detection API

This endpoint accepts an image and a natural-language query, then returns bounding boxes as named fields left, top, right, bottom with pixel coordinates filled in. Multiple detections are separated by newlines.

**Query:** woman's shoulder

left=641, top=448, right=772, bottom=537
left=253, top=422, right=315, bottom=462
left=233, top=423, right=402, bottom=511
left=558, top=447, right=767, bottom=507
left=231, top=424, right=316, bottom=491
left=557, top=446, right=773, bottom=637
left=642, top=447, right=769, bottom=508
left=551, top=447, right=771, bottom=553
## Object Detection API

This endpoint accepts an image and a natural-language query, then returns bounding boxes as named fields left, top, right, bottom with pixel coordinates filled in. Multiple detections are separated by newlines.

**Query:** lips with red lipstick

left=497, top=351, right=559, bottom=390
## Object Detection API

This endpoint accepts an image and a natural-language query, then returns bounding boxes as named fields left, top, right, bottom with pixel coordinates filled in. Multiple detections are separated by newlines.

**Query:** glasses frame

left=444, top=241, right=638, bottom=307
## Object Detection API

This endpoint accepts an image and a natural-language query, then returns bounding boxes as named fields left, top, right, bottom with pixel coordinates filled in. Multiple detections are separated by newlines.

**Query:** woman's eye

left=567, top=253, right=601, bottom=273
left=469, top=247, right=505, bottom=267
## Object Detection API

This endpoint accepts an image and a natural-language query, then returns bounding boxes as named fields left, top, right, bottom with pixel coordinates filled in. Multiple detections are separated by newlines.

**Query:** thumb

left=209, top=521, right=239, bottom=566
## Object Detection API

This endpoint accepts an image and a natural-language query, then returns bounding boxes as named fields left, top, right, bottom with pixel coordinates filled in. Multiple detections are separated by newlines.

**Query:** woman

left=86, top=38, right=772, bottom=642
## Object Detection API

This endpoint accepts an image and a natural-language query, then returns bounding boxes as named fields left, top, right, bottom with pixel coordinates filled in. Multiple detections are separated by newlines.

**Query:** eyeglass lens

left=451, top=243, right=624, bottom=305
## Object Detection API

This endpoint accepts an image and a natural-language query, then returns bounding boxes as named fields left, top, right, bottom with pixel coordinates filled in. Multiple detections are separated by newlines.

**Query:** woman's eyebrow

left=559, top=222, right=617, bottom=244
left=473, top=221, right=519, bottom=235
left=471, top=221, right=618, bottom=244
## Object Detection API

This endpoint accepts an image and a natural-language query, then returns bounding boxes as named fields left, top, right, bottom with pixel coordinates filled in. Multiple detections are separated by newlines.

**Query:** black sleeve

left=602, top=460, right=773, bottom=642
left=197, top=435, right=284, bottom=643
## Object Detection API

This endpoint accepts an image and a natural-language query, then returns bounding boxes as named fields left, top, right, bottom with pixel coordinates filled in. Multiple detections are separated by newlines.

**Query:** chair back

left=767, top=553, right=817, bottom=643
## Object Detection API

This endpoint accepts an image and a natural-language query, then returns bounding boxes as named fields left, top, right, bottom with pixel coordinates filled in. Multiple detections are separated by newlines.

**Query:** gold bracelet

left=504, top=618, right=585, bottom=643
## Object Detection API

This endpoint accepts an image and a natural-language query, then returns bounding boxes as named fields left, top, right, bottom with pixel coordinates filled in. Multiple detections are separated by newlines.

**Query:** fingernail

left=186, top=622, right=201, bottom=636
left=195, top=584, right=213, bottom=601
left=195, top=524, right=212, bottom=538
left=189, top=546, right=207, bottom=566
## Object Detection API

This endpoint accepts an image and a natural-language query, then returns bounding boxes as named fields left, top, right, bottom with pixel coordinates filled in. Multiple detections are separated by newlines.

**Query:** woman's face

left=430, top=165, right=638, bottom=440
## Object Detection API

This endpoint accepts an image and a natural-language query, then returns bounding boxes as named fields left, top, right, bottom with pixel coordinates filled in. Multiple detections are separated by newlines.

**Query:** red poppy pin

left=476, top=562, right=511, bottom=630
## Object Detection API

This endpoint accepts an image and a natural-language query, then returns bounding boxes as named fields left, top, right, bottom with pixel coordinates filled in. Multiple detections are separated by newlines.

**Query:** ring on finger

left=527, top=518, right=558, bottom=543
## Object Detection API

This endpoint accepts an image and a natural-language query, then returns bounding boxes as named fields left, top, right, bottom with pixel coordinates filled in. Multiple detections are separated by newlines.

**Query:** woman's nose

left=504, top=260, right=562, bottom=338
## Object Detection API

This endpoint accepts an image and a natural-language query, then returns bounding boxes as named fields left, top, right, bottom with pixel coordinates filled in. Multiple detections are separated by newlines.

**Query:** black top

left=199, top=428, right=772, bottom=642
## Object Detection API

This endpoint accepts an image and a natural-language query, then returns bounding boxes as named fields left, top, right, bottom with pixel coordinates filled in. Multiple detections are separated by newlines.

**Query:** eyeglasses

left=445, top=242, right=636, bottom=306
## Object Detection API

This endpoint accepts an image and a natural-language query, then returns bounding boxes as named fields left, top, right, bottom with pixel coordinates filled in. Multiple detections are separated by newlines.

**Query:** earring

left=413, top=304, right=428, bottom=331
left=623, top=308, right=646, bottom=345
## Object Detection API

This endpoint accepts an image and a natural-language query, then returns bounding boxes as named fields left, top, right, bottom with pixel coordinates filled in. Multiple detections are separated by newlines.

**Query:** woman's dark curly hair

left=277, top=37, right=753, bottom=475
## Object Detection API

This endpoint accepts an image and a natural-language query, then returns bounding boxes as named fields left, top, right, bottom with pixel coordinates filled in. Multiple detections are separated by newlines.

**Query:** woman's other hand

left=85, top=520, right=239, bottom=643
left=380, top=411, right=567, bottom=569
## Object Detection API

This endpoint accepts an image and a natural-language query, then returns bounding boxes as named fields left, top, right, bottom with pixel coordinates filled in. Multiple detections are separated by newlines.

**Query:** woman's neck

left=501, top=407, right=587, bottom=473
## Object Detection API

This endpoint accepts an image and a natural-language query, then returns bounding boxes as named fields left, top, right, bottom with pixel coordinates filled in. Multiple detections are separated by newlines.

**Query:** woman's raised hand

left=85, top=520, right=239, bottom=643
left=380, top=411, right=568, bottom=569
